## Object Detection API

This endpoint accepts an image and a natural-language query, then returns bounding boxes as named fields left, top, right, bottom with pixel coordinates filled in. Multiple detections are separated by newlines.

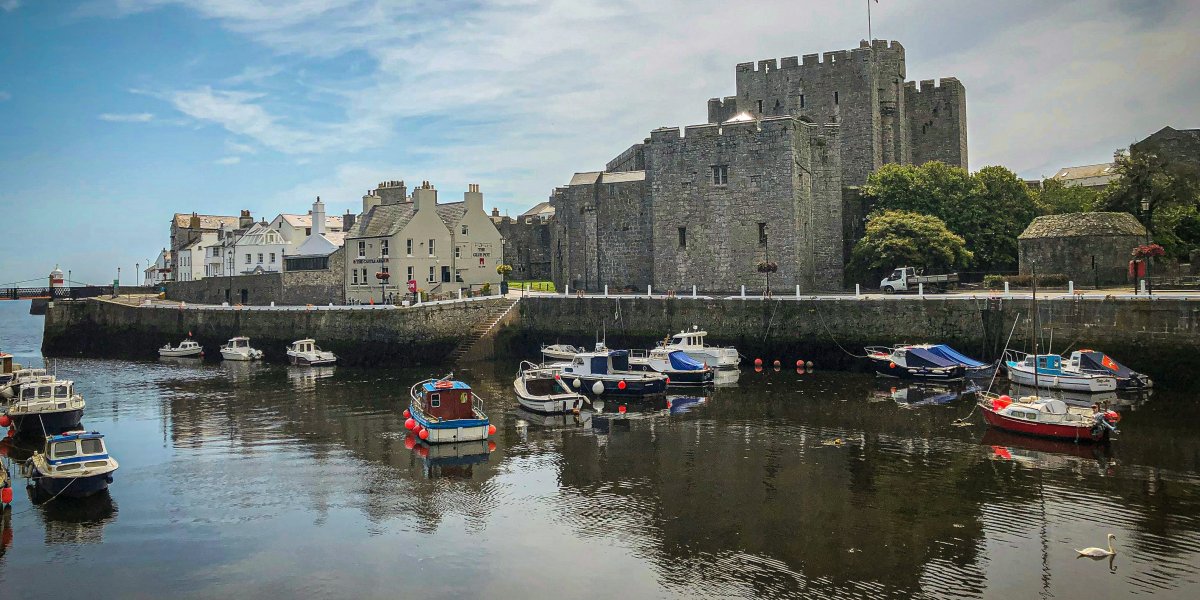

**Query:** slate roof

left=519, top=201, right=553, bottom=218
left=353, top=202, right=418, bottom=238
left=173, top=213, right=240, bottom=230
left=1019, top=212, right=1147, bottom=239
left=569, top=171, right=602, bottom=186
left=435, top=201, right=468, bottom=226
left=600, top=171, right=646, bottom=183
left=1052, top=163, right=1115, bottom=182
left=280, top=214, right=346, bottom=229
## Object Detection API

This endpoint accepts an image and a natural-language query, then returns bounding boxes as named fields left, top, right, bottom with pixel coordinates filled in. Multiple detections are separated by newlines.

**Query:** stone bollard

left=795, top=284, right=800, bottom=298
left=458, top=289, right=463, bottom=300
left=1139, top=279, right=1147, bottom=294
left=919, top=282, right=924, bottom=296
left=604, top=285, right=609, bottom=297
left=565, top=284, right=569, bottom=296
left=692, top=285, right=697, bottom=298
left=741, top=285, right=746, bottom=299
left=1068, top=281, right=1074, bottom=294
left=270, top=301, right=275, bottom=307
left=1004, top=282, right=1010, bottom=296
left=648, top=285, right=653, bottom=297
left=855, top=284, right=860, bottom=297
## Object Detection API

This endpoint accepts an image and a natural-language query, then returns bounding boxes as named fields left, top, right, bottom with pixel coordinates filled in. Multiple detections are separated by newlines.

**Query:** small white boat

left=159, top=338, right=204, bottom=358
left=286, top=339, right=337, bottom=366
left=513, top=361, right=588, bottom=414
left=220, top=337, right=263, bottom=361
left=0, top=367, right=49, bottom=400
left=1005, top=353, right=1116, bottom=393
left=541, top=343, right=584, bottom=361
left=3, top=379, right=86, bottom=436
left=27, top=430, right=119, bottom=498
left=659, top=327, right=740, bottom=369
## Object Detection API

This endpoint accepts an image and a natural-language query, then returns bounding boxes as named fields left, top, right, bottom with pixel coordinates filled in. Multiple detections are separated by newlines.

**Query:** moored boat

left=2, top=379, right=85, bottom=437
left=159, top=338, right=203, bottom=358
left=659, top=327, right=740, bottom=369
left=513, top=361, right=588, bottom=414
left=628, top=348, right=715, bottom=386
left=220, top=336, right=263, bottom=361
left=25, top=430, right=119, bottom=498
left=1063, top=350, right=1152, bottom=390
left=285, top=339, right=337, bottom=366
left=0, top=367, right=49, bottom=400
left=1005, top=352, right=1117, bottom=393
left=866, top=346, right=966, bottom=381
left=541, top=343, right=584, bottom=362
left=404, top=376, right=496, bottom=444
left=978, top=392, right=1119, bottom=443
left=560, top=349, right=668, bottom=397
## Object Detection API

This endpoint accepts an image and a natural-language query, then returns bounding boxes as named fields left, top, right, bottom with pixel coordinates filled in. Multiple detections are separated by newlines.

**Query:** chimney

left=491, top=207, right=500, bottom=217
left=312, top=196, right=325, bottom=237
left=412, top=182, right=436, bottom=212
left=239, top=209, right=253, bottom=229
left=189, top=212, right=201, bottom=229
left=343, top=210, right=356, bottom=231
left=464, top=183, right=483, bottom=213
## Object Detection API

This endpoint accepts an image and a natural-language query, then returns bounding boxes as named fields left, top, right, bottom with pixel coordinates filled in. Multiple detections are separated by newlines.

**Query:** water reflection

left=871, top=380, right=979, bottom=408
left=286, top=365, right=336, bottom=391
left=403, top=434, right=493, bottom=480
left=27, top=490, right=118, bottom=546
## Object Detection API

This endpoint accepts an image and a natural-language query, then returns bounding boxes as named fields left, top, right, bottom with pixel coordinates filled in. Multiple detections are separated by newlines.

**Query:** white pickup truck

left=880, top=267, right=959, bottom=293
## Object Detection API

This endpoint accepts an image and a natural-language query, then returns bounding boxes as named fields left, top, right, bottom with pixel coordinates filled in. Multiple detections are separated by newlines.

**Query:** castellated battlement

left=652, top=116, right=815, bottom=143
left=904, top=77, right=964, bottom=94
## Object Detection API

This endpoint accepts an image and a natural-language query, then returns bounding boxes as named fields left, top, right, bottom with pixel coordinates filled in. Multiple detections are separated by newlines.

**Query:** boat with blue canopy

left=26, top=430, right=119, bottom=498
left=628, top=348, right=715, bottom=386
left=921, top=344, right=997, bottom=378
left=866, top=346, right=965, bottom=381
left=405, top=375, right=496, bottom=444
left=560, top=348, right=668, bottom=396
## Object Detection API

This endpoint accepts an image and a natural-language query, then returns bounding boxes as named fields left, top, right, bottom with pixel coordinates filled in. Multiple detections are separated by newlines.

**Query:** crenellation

left=650, top=127, right=681, bottom=141
left=780, top=56, right=799, bottom=68
left=758, top=58, right=779, bottom=72
left=802, top=53, right=820, bottom=67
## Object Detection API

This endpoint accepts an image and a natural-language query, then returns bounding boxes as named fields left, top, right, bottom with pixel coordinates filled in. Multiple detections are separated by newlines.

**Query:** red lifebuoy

left=434, top=380, right=453, bottom=389
left=1104, top=410, right=1121, bottom=424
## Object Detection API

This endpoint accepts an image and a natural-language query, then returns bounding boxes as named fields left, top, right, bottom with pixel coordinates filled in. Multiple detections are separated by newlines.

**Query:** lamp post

left=376, top=270, right=390, bottom=304
left=136, top=262, right=140, bottom=289
left=1141, top=198, right=1152, bottom=295
left=227, top=252, right=234, bottom=304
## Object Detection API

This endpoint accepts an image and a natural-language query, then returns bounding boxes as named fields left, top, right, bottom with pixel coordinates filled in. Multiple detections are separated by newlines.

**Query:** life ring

left=434, top=380, right=453, bottom=389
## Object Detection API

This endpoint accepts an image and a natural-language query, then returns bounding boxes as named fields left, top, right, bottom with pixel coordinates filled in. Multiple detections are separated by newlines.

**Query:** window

left=353, top=270, right=359, bottom=285
left=441, top=266, right=451, bottom=282
left=270, top=253, right=276, bottom=263
left=455, top=247, right=461, bottom=259
left=212, top=247, right=220, bottom=257
left=834, top=91, right=839, bottom=105
left=257, top=253, right=263, bottom=264
left=245, top=253, right=251, bottom=265
left=406, top=238, right=413, bottom=256
left=428, top=266, right=435, bottom=282
left=358, top=241, right=366, bottom=258
left=305, top=227, right=311, bottom=236
left=428, top=239, right=436, bottom=256
left=81, top=439, right=103, bottom=454
left=430, top=393, right=441, bottom=408
left=756, top=99, right=763, bottom=113
left=759, top=223, right=767, bottom=245
left=678, top=227, right=687, bottom=248
left=712, top=165, right=728, bottom=185
left=800, top=94, right=805, bottom=108
left=52, top=442, right=78, bottom=458
left=407, top=266, right=414, bottom=282
left=381, top=240, right=389, bottom=257
left=461, top=224, right=469, bottom=235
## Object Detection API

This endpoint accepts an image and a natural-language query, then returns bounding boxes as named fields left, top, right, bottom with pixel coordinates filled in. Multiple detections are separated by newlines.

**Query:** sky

left=0, top=0, right=1197, bottom=285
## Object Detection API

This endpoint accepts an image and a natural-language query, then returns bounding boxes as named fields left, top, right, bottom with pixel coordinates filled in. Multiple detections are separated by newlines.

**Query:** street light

left=1141, top=198, right=1152, bottom=296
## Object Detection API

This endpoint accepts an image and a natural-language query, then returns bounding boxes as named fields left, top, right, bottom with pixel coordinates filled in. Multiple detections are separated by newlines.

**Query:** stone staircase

left=448, top=297, right=521, bottom=363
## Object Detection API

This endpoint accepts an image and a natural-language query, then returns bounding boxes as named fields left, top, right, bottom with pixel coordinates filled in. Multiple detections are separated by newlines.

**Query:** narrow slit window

left=678, top=227, right=687, bottom=248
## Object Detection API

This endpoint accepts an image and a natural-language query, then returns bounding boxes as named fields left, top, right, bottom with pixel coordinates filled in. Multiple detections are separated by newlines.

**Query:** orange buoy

left=487, top=424, right=497, bottom=436
left=754, top=358, right=763, bottom=366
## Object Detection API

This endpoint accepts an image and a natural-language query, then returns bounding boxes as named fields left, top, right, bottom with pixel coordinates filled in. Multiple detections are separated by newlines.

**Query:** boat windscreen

left=590, top=356, right=609, bottom=375
left=1079, top=352, right=1135, bottom=377
left=905, top=348, right=960, bottom=368
left=926, top=344, right=987, bottom=367
left=610, top=351, right=630, bottom=371
left=669, top=351, right=705, bottom=371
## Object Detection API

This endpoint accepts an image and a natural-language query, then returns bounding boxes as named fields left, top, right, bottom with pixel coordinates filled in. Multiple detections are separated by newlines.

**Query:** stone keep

left=706, top=40, right=967, bottom=186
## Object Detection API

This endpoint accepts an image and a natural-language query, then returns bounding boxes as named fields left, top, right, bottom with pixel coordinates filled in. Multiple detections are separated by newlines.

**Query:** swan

left=1075, top=534, right=1116, bottom=558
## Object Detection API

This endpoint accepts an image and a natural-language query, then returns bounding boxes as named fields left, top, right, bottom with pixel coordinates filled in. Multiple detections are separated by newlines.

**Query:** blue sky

left=1, top=0, right=1197, bottom=285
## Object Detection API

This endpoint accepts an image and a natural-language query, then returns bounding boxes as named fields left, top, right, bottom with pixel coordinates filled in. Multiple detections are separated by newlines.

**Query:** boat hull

left=1006, top=365, right=1116, bottom=392
left=565, top=375, right=667, bottom=397
left=287, top=353, right=336, bottom=366
left=627, top=363, right=714, bottom=386
left=680, top=350, right=739, bottom=370
left=31, top=470, right=113, bottom=498
left=980, top=405, right=1108, bottom=443
left=408, top=405, right=490, bottom=444
left=221, top=350, right=260, bottom=361
left=516, top=395, right=586, bottom=414
left=10, top=409, right=84, bottom=436
left=870, top=358, right=965, bottom=381
left=159, top=348, right=202, bottom=358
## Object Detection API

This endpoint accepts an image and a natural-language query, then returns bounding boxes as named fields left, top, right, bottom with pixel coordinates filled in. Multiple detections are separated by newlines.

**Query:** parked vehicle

left=880, top=267, right=958, bottom=293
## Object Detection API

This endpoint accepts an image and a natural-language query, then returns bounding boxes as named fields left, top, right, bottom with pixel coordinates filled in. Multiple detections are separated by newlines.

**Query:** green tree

left=1036, top=179, right=1101, bottom=215
left=848, top=210, right=973, bottom=284
left=1100, top=147, right=1200, bottom=259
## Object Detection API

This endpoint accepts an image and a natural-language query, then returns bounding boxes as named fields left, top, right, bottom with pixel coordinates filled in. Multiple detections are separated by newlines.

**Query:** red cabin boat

left=404, top=376, right=494, bottom=444
left=978, top=393, right=1118, bottom=443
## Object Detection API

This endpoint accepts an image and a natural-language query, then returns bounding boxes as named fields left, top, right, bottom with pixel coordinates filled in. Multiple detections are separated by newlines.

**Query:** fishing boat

left=977, top=393, right=1119, bottom=442
left=220, top=336, right=263, bottom=361
left=158, top=338, right=203, bottom=358
left=541, top=343, right=585, bottom=362
left=628, top=348, right=715, bottom=386
left=659, top=327, right=740, bottom=369
left=513, top=361, right=588, bottom=414
left=559, top=348, right=669, bottom=396
left=1005, top=352, right=1117, bottom=392
left=1063, top=350, right=1152, bottom=390
left=25, top=431, right=119, bottom=498
left=285, top=339, right=337, bottom=366
left=866, top=346, right=965, bottom=381
left=404, top=375, right=496, bottom=444
left=2, top=379, right=85, bottom=436
left=0, top=367, right=49, bottom=400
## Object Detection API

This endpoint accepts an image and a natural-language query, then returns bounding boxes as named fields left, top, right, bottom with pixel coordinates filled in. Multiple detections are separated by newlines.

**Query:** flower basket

left=756, top=261, right=778, bottom=274
left=1131, top=244, right=1165, bottom=259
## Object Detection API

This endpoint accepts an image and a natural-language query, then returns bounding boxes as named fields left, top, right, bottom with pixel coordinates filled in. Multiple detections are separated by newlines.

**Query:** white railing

left=131, top=293, right=508, bottom=312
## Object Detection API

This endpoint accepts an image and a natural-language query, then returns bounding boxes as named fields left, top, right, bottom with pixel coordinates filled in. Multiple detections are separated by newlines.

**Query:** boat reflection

left=26, top=489, right=119, bottom=545
left=980, top=428, right=1118, bottom=476
left=287, top=365, right=336, bottom=391
left=0, top=436, right=37, bottom=463
left=220, top=360, right=266, bottom=382
left=513, top=407, right=593, bottom=430
left=666, top=394, right=709, bottom=415
left=713, top=368, right=741, bottom=387
left=0, top=507, right=10, bottom=557
left=870, top=380, right=978, bottom=408
left=403, top=433, right=493, bottom=480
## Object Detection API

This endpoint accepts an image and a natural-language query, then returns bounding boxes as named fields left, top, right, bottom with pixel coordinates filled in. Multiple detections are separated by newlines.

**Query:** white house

left=286, top=197, right=345, bottom=271
left=230, top=221, right=288, bottom=274
left=175, top=232, right=216, bottom=281
left=143, top=249, right=174, bottom=286
left=268, top=208, right=346, bottom=254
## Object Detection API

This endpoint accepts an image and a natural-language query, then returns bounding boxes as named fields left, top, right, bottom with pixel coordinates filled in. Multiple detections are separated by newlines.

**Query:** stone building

left=1018, top=212, right=1147, bottom=286
left=344, top=180, right=504, bottom=303
left=495, top=216, right=552, bottom=281
left=1050, top=163, right=1118, bottom=190
left=1133, top=126, right=1200, bottom=168
left=548, top=39, right=963, bottom=292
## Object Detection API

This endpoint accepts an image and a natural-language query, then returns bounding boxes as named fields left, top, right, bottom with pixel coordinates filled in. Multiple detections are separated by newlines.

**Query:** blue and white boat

left=866, top=346, right=965, bottom=381
left=26, top=431, right=119, bottom=498
left=560, top=348, right=668, bottom=397
left=628, top=348, right=715, bottom=386
left=919, top=344, right=997, bottom=378
left=1004, top=352, right=1117, bottom=393
left=3, top=379, right=85, bottom=437
left=405, top=376, right=495, bottom=444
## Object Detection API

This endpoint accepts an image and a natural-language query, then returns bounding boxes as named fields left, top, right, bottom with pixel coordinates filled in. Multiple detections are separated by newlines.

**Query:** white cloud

left=98, top=112, right=155, bottom=122
left=214, top=156, right=241, bottom=165
left=0, top=91, right=11, bottom=101
left=1, top=1, right=21, bottom=13
left=224, top=139, right=257, bottom=154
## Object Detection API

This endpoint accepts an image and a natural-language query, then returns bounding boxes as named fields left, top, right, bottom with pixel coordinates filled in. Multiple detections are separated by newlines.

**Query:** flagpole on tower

left=867, top=0, right=873, bottom=41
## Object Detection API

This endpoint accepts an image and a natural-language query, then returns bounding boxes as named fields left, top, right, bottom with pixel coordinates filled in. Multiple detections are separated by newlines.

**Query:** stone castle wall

left=550, top=174, right=653, bottom=291
left=1018, top=234, right=1141, bottom=286
left=496, top=218, right=552, bottom=281
left=905, top=78, right=968, bottom=169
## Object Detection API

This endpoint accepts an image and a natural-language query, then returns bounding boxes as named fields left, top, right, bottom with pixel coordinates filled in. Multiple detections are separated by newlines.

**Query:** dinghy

left=513, top=361, right=588, bottom=414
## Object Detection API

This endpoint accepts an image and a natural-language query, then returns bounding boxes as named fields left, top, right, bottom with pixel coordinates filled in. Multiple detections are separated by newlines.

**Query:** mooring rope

left=811, top=301, right=869, bottom=359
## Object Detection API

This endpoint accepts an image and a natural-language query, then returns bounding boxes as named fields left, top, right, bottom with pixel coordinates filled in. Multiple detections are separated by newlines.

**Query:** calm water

left=2, top=301, right=1200, bottom=599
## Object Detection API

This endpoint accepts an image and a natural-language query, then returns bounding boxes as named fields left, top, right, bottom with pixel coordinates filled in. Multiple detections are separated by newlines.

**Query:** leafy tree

left=1100, top=147, right=1200, bottom=259
left=1036, top=179, right=1101, bottom=215
left=848, top=210, right=973, bottom=284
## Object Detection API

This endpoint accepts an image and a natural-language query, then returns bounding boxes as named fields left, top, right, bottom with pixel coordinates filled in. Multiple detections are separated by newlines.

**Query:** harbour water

left=2, top=300, right=1200, bottom=598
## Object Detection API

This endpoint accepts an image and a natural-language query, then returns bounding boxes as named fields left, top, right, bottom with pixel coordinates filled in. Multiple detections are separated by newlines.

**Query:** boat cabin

left=289, top=339, right=321, bottom=353
left=13, top=368, right=49, bottom=383
left=564, top=350, right=632, bottom=377
left=225, top=337, right=251, bottom=349
left=417, top=380, right=477, bottom=421
left=667, top=330, right=709, bottom=349
left=1013, top=354, right=1064, bottom=374
left=43, top=431, right=111, bottom=472
left=1, top=352, right=13, bottom=378
left=20, top=380, right=77, bottom=403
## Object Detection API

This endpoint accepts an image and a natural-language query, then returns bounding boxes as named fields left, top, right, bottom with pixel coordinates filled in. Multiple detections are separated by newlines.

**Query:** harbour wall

left=42, top=297, right=509, bottom=366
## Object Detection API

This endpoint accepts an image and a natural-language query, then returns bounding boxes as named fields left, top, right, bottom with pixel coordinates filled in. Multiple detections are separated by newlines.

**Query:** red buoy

left=1, top=487, right=12, bottom=505
left=754, top=358, right=763, bottom=366
left=0, top=414, right=9, bottom=428
left=618, top=405, right=627, bottom=414
left=418, top=428, right=429, bottom=440
left=754, top=365, right=763, bottom=373
left=403, top=409, right=411, bottom=419
left=487, top=424, right=497, bottom=436
left=405, top=418, right=416, bottom=430
left=617, top=380, right=627, bottom=390
left=796, top=359, right=803, bottom=368
left=889, top=362, right=896, bottom=369
left=488, top=441, right=497, bottom=452
left=665, top=376, right=670, bottom=385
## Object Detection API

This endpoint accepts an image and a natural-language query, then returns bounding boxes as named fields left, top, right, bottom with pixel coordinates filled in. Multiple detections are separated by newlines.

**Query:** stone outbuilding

left=1018, top=212, right=1148, bottom=286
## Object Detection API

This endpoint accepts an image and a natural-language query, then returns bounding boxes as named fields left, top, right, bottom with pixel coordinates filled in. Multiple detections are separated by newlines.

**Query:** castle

left=549, top=40, right=967, bottom=292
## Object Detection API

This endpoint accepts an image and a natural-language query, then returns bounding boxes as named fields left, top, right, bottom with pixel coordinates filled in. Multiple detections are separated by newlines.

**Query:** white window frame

left=381, top=240, right=389, bottom=257
left=358, top=241, right=366, bottom=258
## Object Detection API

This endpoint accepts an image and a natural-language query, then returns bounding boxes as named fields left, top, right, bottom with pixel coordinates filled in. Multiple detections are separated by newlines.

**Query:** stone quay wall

left=164, top=255, right=345, bottom=306
left=43, top=297, right=509, bottom=366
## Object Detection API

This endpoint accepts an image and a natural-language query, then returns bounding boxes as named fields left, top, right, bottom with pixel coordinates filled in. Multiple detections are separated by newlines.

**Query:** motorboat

left=628, top=348, right=715, bottom=386
left=559, top=348, right=668, bottom=397
left=220, top=336, right=263, bottom=361
left=0, top=367, right=49, bottom=400
left=910, top=344, right=996, bottom=378
left=159, top=338, right=203, bottom=358
left=1063, top=350, right=1152, bottom=390
left=866, top=346, right=965, bottom=381
left=513, top=361, right=588, bottom=414
left=541, top=343, right=584, bottom=362
left=659, top=327, right=740, bottom=369
left=25, top=430, right=119, bottom=498
left=405, top=376, right=495, bottom=444
left=2, top=379, right=85, bottom=436
left=1004, top=352, right=1117, bottom=393
left=978, top=392, right=1119, bottom=443
left=285, top=339, right=337, bottom=366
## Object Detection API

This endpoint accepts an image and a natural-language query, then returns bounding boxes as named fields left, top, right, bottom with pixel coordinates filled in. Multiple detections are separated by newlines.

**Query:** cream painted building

left=344, top=180, right=504, bottom=303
